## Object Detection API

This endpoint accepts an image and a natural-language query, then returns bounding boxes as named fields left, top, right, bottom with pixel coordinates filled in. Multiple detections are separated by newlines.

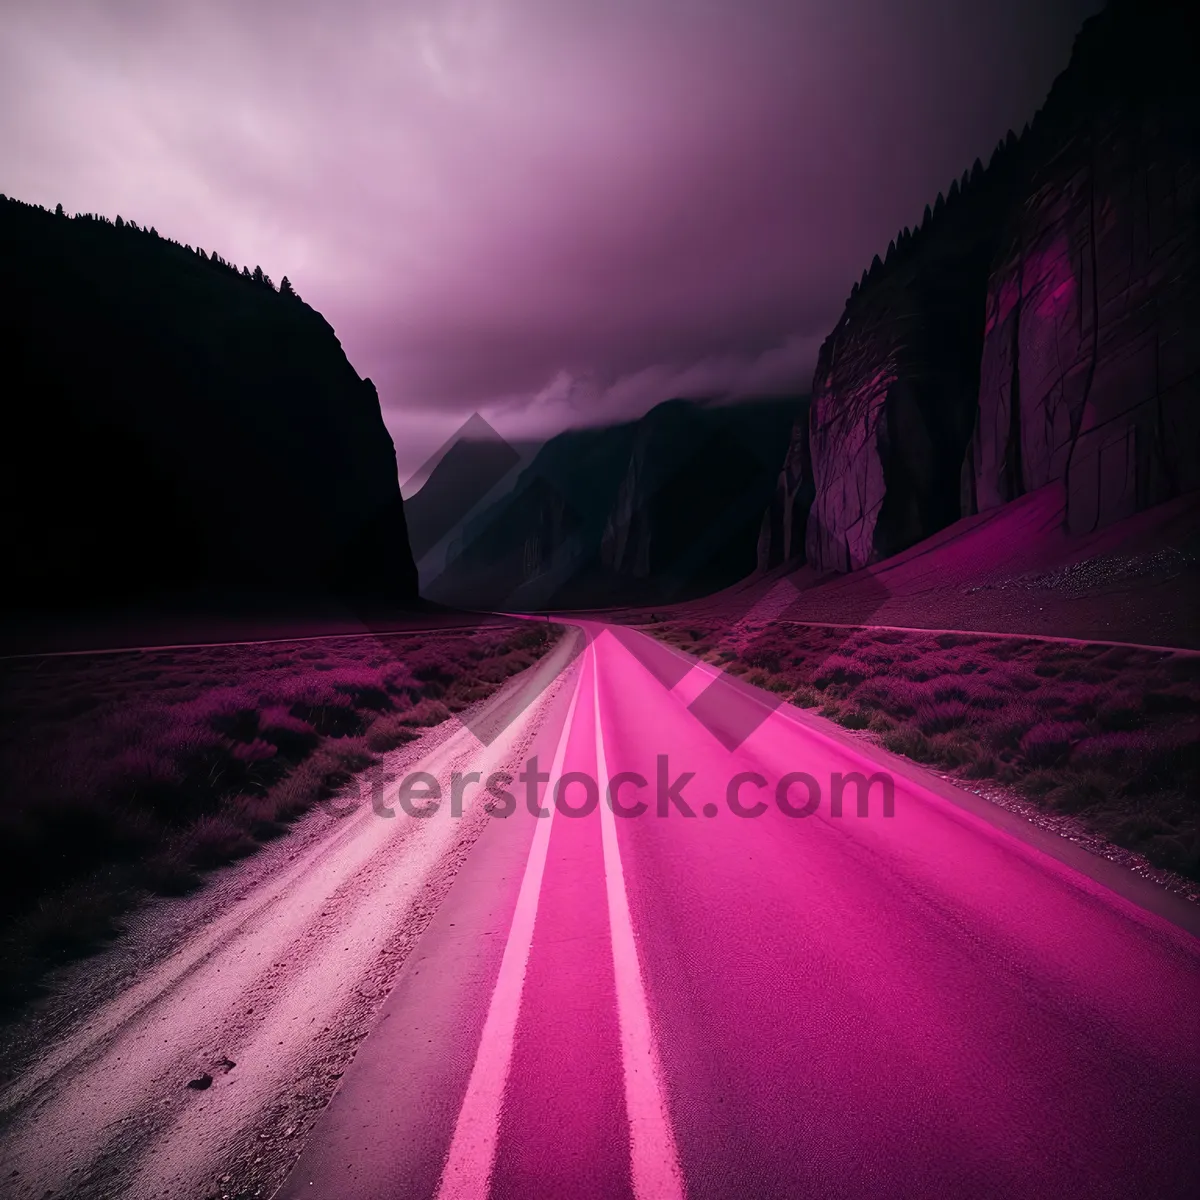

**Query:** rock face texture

left=966, top=0, right=1200, bottom=534
left=0, top=197, right=417, bottom=614
left=425, top=397, right=798, bottom=609
left=756, top=398, right=814, bottom=571
left=804, top=160, right=1016, bottom=571
left=782, top=0, right=1198, bottom=575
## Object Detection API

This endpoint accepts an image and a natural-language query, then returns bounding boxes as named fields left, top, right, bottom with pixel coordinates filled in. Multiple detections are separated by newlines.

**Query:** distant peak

left=455, top=411, right=508, bottom=443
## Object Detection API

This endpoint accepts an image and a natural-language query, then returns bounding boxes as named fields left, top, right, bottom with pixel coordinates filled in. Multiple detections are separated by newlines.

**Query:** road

left=277, top=621, right=1200, bottom=1200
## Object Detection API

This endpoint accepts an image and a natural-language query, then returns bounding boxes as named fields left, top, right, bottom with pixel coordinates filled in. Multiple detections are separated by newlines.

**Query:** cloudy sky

left=1, top=0, right=1101, bottom=484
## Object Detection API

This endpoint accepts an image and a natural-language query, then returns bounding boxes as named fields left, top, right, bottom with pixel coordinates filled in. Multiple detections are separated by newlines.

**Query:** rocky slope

left=424, top=397, right=799, bottom=609
left=805, top=151, right=1018, bottom=572
left=769, top=0, right=1198, bottom=575
left=966, top=0, right=1199, bottom=534
left=0, top=196, right=417, bottom=615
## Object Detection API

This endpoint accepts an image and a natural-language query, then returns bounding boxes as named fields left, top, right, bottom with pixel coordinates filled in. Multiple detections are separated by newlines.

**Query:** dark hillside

left=0, top=197, right=417, bottom=617
left=426, top=396, right=800, bottom=609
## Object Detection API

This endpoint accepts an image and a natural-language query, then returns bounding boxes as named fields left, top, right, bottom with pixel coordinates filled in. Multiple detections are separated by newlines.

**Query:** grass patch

left=882, top=726, right=936, bottom=762
left=833, top=709, right=872, bottom=731
left=0, top=620, right=563, bottom=1006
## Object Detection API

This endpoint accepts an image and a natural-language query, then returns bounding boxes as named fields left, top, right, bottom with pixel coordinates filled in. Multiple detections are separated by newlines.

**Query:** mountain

left=402, top=414, right=527, bottom=564
left=0, top=196, right=418, bottom=617
left=763, top=0, right=1199, bottom=574
left=423, top=396, right=801, bottom=609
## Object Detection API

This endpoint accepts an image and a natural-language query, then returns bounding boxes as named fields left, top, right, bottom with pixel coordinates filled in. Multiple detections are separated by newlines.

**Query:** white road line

left=435, top=644, right=587, bottom=1200
left=592, top=636, right=687, bottom=1200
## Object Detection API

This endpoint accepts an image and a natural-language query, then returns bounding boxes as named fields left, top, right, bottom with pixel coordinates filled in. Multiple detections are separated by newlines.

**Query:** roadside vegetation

left=0, top=622, right=561, bottom=1005
left=645, top=618, right=1200, bottom=881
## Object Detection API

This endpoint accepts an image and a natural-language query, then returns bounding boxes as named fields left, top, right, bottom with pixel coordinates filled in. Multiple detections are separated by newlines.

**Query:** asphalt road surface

left=278, top=621, right=1200, bottom=1200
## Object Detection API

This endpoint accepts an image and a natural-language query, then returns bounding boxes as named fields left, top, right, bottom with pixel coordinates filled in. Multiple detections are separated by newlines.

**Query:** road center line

left=435, top=645, right=587, bottom=1200
left=592, top=637, right=687, bottom=1200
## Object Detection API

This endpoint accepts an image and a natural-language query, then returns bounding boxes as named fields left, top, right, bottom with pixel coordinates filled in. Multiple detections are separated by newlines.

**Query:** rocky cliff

left=771, top=0, right=1198, bottom=575
left=756, top=397, right=814, bottom=570
left=0, top=196, right=418, bottom=614
left=804, top=148, right=1018, bottom=571
left=966, top=0, right=1199, bottom=533
left=425, top=397, right=798, bottom=609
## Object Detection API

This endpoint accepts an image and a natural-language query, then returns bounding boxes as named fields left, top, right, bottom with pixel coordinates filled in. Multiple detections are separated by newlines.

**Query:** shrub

left=141, top=844, right=202, bottom=896
left=813, top=654, right=868, bottom=687
left=475, top=659, right=517, bottom=684
left=1070, top=731, right=1150, bottom=769
left=1020, top=721, right=1087, bottom=767
left=365, top=716, right=422, bottom=753
left=935, top=632, right=981, bottom=649
left=1007, top=671, right=1043, bottom=693
left=287, top=701, right=366, bottom=739
left=834, top=709, right=871, bottom=730
left=882, top=726, right=935, bottom=762
left=187, top=812, right=257, bottom=867
left=259, top=706, right=318, bottom=757
left=411, top=658, right=458, bottom=686
left=1045, top=772, right=1111, bottom=813
left=101, top=746, right=183, bottom=799
left=959, top=749, right=997, bottom=778
left=329, top=668, right=393, bottom=710
left=1020, top=768, right=1069, bottom=796
left=914, top=694, right=971, bottom=735
left=744, top=643, right=785, bottom=672
left=928, top=731, right=992, bottom=772
left=982, top=709, right=1036, bottom=752
left=192, top=688, right=262, bottom=740
left=230, top=738, right=277, bottom=764
left=855, top=676, right=917, bottom=715
left=1039, top=683, right=1106, bottom=721
left=398, top=699, right=451, bottom=728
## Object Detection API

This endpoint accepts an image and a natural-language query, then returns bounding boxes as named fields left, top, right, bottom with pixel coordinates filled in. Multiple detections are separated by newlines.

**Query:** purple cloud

left=0, top=0, right=1101, bottom=476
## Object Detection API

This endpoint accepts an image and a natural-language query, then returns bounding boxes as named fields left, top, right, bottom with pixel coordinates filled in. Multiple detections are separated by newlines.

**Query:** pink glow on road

left=435, top=648, right=585, bottom=1200
left=593, top=638, right=686, bottom=1200
left=277, top=618, right=1200, bottom=1199
left=440, top=636, right=685, bottom=1200
left=447, top=622, right=1199, bottom=1197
